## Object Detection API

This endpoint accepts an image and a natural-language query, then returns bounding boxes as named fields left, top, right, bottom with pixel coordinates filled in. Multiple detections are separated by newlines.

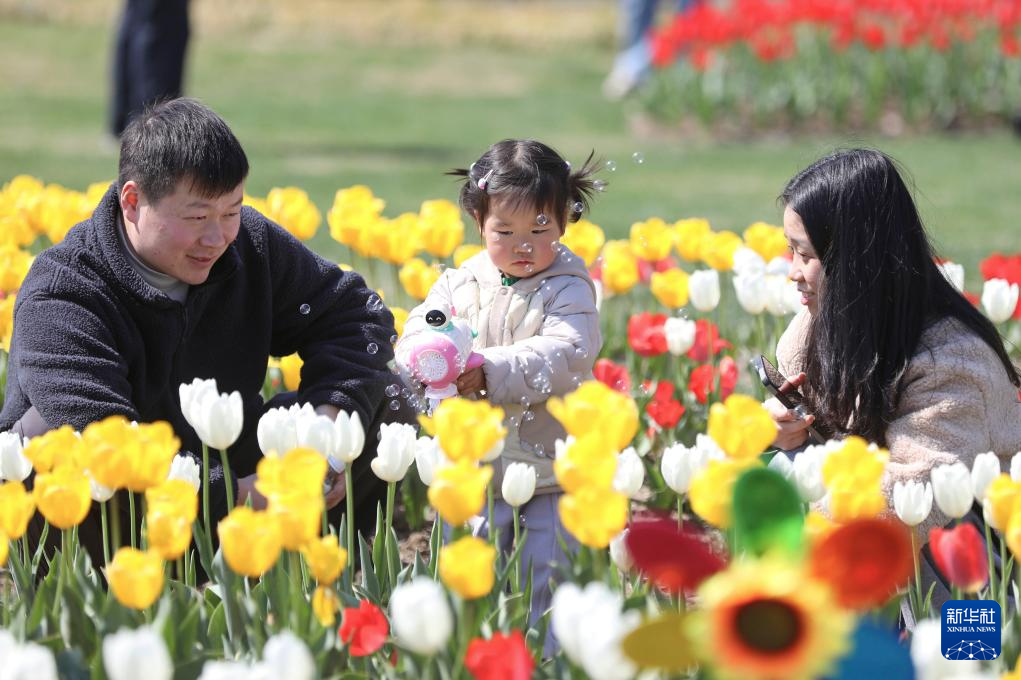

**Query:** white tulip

left=731, top=247, right=766, bottom=277
left=937, top=261, right=965, bottom=292
left=551, top=582, right=640, bottom=680
left=688, top=269, right=720, bottom=312
left=180, top=378, right=243, bottom=450
left=296, top=412, right=337, bottom=460
left=371, top=422, right=417, bottom=482
left=791, top=444, right=831, bottom=503
left=931, top=462, right=973, bottom=519
left=660, top=442, right=710, bottom=495
left=0, top=431, right=31, bottom=482
left=5, top=640, right=59, bottom=680
left=911, top=618, right=980, bottom=680
left=390, top=577, right=454, bottom=655
left=981, top=278, right=1020, bottom=324
left=765, top=275, right=801, bottom=316
left=733, top=273, right=768, bottom=315
left=663, top=317, right=697, bottom=356
left=1011, top=452, right=1021, bottom=482
left=554, top=435, right=576, bottom=459
left=167, top=454, right=201, bottom=492
left=481, top=437, right=505, bottom=463
left=694, top=433, right=727, bottom=461
left=257, top=403, right=313, bottom=457
left=767, top=452, right=796, bottom=483
left=89, top=475, right=116, bottom=503
left=198, top=660, right=272, bottom=680
left=414, top=436, right=448, bottom=486
left=893, top=480, right=933, bottom=527
left=766, top=256, right=791, bottom=277
left=103, top=626, right=172, bottom=680
left=609, top=529, right=634, bottom=573
left=971, top=451, right=1001, bottom=502
left=612, top=447, right=645, bottom=498
left=502, top=462, right=537, bottom=507
left=262, top=631, right=315, bottom=680
left=330, top=411, right=365, bottom=467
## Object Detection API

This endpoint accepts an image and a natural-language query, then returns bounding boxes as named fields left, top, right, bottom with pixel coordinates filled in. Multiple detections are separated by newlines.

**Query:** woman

left=768, top=149, right=1021, bottom=539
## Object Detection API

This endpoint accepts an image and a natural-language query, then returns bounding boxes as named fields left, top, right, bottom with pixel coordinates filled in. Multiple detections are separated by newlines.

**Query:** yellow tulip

left=128, top=422, right=180, bottom=492
left=34, top=465, right=91, bottom=529
left=428, top=460, right=493, bottom=526
left=743, top=221, right=788, bottom=262
left=418, top=199, right=464, bottom=259
left=85, top=181, right=111, bottom=206
left=146, top=509, right=192, bottom=560
left=0, top=244, right=33, bottom=294
left=673, top=218, right=712, bottom=262
left=312, top=584, right=340, bottom=626
left=23, top=425, right=87, bottom=474
left=439, top=536, right=496, bottom=599
left=700, top=230, right=743, bottom=271
left=107, top=547, right=164, bottom=610
left=553, top=434, right=619, bottom=493
left=559, top=486, right=629, bottom=548
left=0, top=481, right=35, bottom=540
left=391, top=307, right=409, bottom=339
left=601, top=240, right=639, bottom=295
left=302, top=534, right=348, bottom=584
left=985, top=474, right=1021, bottom=531
left=399, top=258, right=442, bottom=301
left=378, top=213, right=422, bottom=265
left=268, top=491, right=323, bottom=551
left=547, top=381, right=638, bottom=452
left=0, top=294, right=14, bottom=351
left=256, top=447, right=328, bottom=499
left=327, top=185, right=385, bottom=248
left=650, top=268, right=690, bottom=309
left=244, top=193, right=270, bottom=215
left=0, top=211, right=36, bottom=249
left=707, top=395, right=778, bottom=460
left=688, top=458, right=762, bottom=529
left=828, top=487, right=887, bottom=523
left=433, top=398, right=506, bottom=463
left=145, top=479, right=199, bottom=523
left=821, top=437, right=888, bottom=490
left=265, top=187, right=321, bottom=241
left=82, top=415, right=138, bottom=491
left=279, top=353, right=303, bottom=391
left=1006, top=509, right=1021, bottom=560
left=630, top=218, right=675, bottom=262
left=804, top=509, right=838, bottom=546
left=218, top=506, right=283, bottom=578
left=561, top=219, right=606, bottom=268
left=453, top=244, right=484, bottom=268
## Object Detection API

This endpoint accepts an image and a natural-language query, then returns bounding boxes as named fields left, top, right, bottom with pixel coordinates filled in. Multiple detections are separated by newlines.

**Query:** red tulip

left=339, top=599, right=389, bottom=656
left=929, top=523, right=989, bottom=593
left=465, top=630, right=534, bottom=680
left=645, top=381, right=685, bottom=429
left=686, top=320, right=731, bottom=362
left=625, top=518, right=727, bottom=594
left=628, top=313, right=668, bottom=357
left=688, top=356, right=737, bottom=405
left=809, top=519, right=914, bottom=610
left=594, top=358, right=632, bottom=394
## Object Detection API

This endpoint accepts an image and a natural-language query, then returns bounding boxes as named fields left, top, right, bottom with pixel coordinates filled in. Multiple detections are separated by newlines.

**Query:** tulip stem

left=100, top=500, right=111, bottom=566
left=385, top=481, right=397, bottom=589
left=345, top=462, right=355, bottom=577
left=128, top=491, right=137, bottom=549
left=985, top=522, right=997, bottom=609
left=221, top=447, right=235, bottom=513
left=53, top=528, right=69, bottom=618
left=1000, top=536, right=1009, bottom=612
left=910, top=527, right=924, bottom=620
left=487, top=484, right=497, bottom=549
left=676, top=496, right=684, bottom=531
left=512, top=507, right=521, bottom=549
left=201, top=443, right=211, bottom=553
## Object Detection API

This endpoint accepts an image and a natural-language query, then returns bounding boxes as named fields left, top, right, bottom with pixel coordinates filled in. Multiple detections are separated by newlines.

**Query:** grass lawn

left=1, top=6, right=1019, bottom=290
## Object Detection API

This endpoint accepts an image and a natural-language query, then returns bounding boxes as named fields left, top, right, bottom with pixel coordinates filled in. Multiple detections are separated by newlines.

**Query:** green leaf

left=59, top=579, right=97, bottom=660
left=207, top=601, right=227, bottom=647
left=731, top=466, right=804, bottom=556
left=358, top=533, right=380, bottom=602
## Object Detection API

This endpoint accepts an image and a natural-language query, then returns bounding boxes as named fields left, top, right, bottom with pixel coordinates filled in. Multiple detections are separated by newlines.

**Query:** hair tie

left=565, top=160, right=572, bottom=171
left=477, top=168, right=495, bottom=192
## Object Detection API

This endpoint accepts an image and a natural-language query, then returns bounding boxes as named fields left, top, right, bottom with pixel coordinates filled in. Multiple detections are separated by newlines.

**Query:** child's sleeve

left=479, top=279, right=601, bottom=406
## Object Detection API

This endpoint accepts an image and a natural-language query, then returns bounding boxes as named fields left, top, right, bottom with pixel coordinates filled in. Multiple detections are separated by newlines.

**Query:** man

left=2, top=98, right=405, bottom=564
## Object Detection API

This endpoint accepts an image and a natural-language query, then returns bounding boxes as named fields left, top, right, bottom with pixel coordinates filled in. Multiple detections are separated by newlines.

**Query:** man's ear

left=119, top=180, right=141, bottom=225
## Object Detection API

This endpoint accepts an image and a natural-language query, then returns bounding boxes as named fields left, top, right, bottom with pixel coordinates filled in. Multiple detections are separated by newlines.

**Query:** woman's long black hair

left=782, top=148, right=1019, bottom=446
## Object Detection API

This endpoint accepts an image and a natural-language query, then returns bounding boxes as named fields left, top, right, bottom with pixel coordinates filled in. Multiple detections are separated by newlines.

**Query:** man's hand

left=456, top=366, right=486, bottom=396
left=324, top=470, right=347, bottom=509
left=237, top=474, right=267, bottom=510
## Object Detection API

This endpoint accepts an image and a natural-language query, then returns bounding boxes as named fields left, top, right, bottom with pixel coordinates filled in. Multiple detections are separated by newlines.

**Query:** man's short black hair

left=117, top=97, right=249, bottom=204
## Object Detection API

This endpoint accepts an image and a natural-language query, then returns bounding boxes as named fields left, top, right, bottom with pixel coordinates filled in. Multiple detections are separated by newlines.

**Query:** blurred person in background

left=110, top=0, right=190, bottom=136
left=603, top=0, right=699, bottom=100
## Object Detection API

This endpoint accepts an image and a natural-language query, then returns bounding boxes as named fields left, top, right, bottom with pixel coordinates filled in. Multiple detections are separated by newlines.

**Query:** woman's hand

left=323, top=470, right=347, bottom=509
left=764, top=372, right=816, bottom=451
left=456, top=366, right=487, bottom=396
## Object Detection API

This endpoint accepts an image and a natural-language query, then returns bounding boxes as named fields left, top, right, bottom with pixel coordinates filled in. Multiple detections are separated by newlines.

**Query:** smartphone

left=750, top=354, right=827, bottom=445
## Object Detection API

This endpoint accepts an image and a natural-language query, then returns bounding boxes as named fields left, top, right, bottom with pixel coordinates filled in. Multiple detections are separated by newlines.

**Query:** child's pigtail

left=566, top=150, right=603, bottom=223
